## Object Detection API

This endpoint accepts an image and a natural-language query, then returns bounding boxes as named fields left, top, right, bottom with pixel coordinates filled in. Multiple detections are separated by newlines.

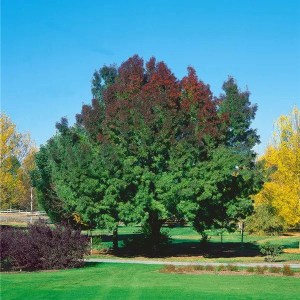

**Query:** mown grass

left=87, top=226, right=300, bottom=263
left=1, top=263, right=300, bottom=300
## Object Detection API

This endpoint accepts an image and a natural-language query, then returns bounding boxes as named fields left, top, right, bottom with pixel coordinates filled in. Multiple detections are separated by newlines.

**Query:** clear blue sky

left=2, top=0, right=300, bottom=154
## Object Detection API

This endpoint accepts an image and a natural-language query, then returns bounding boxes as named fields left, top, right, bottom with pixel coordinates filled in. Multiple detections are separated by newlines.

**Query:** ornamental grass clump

left=217, top=265, right=226, bottom=272
left=282, top=265, right=294, bottom=276
left=255, top=266, right=268, bottom=274
left=246, top=266, right=255, bottom=273
left=269, top=266, right=281, bottom=274
left=226, top=264, right=238, bottom=272
left=160, top=265, right=176, bottom=273
left=205, top=265, right=214, bottom=271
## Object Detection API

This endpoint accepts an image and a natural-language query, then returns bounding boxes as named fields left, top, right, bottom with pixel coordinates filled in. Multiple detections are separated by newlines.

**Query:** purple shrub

left=0, top=221, right=89, bottom=271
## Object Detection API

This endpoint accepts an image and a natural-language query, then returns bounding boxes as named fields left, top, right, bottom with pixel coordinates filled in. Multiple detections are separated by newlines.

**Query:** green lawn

left=88, top=226, right=300, bottom=263
left=1, top=263, right=299, bottom=300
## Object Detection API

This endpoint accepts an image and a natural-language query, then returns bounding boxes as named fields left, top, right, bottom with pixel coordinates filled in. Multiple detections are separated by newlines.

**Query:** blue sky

left=2, top=0, right=300, bottom=154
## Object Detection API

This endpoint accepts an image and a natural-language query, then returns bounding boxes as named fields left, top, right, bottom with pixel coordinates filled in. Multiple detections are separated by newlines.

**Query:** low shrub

left=194, top=265, right=205, bottom=271
left=282, top=265, right=294, bottom=276
left=246, top=266, right=255, bottom=273
left=0, top=220, right=89, bottom=271
left=269, top=266, right=281, bottom=273
left=205, top=265, right=214, bottom=271
left=217, top=265, right=226, bottom=271
left=226, top=264, right=238, bottom=272
left=259, top=242, right=283, bottom=262
left=255, top=266, right=268, bottom=274
left=199, top=232, right=211, bottom=249
left=160, top=265, right=176, bottom=273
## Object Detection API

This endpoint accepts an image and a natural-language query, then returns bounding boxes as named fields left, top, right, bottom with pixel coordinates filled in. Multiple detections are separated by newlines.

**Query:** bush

left=259, top=242, right=283, bottom=262
left=205, top=265, right=214, bottom=271
left=269, top=266, right=281, bottom=273
left=217, top=265, right=226, bottom=271
left=194, top=265, right=205, bottom=271
left=0, top=220, right=89, bottom=271
left=246, top=266, right=255, bottom=273
left=199, top=232, right=211, bottom=248
left=255, top=266, right=267, bottom=274
left=226, top=264, right=238, bottom=272
left=282, top=265, right=294, bottom=276
left=245, top=204, right=286, bottom=235
left=160, top=265, right=176, bottom=273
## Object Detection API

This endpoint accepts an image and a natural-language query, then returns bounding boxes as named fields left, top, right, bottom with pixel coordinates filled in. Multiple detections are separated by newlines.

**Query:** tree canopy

left=0, top=113, right=37, bottom=210
left=253, top=106, right=300, bottom=226
left=34, top=55, right=262, bottom=252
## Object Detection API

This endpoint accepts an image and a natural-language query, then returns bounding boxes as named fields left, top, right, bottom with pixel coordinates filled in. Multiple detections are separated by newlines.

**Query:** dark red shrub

left=0, top=221, right=89, bottom=271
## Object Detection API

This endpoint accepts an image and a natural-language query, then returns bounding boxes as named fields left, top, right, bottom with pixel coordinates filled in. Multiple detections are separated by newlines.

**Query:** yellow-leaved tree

left=253, top=106, right=300, bottom=227
left=0, top=113, right=37, bottom=210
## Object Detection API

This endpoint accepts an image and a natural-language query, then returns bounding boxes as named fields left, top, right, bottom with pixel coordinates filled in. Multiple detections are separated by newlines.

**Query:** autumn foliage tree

left=0, top=113, right=37, bottom=210
left=253, top=107, right=300, bottom=227
left=35, top=55, right=262, bottom=254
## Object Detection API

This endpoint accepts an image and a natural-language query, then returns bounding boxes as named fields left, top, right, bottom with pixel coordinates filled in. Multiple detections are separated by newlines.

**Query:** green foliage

left=246, top=204, right=286, bottom=235
left=259, top=242, right=283, bottom=262
left=34, top=56, right=263, bottom=253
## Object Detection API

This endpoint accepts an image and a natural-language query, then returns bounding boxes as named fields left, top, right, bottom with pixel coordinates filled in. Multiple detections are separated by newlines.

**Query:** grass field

left=1, top=263, right=299, bottom=300
left=88, top=226, right=300, bottom=263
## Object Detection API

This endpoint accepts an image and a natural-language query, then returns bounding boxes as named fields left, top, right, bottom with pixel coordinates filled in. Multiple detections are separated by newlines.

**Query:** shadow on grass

left=84, top=261, right=102, bottom=268
left=95, top=231, right=262, bottom=259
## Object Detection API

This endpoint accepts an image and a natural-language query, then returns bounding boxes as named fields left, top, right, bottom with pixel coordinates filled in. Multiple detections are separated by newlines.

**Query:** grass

left=87, top=226, right=300, bottom=263
left=1, top=263, right=300, bottom=300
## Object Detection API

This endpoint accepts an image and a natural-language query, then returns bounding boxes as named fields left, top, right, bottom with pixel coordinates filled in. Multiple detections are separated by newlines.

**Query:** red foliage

left=181, top=67, right=220, bottom=140
left=80, top=54, right=222, bottom=146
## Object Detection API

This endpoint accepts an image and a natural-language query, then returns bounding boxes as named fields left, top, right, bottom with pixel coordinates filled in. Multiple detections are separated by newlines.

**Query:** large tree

left=253, top=106, right=300, bottom=227
left=0, top=113, right=37, bottom=210
left=35, top=55, right=262, bottom=253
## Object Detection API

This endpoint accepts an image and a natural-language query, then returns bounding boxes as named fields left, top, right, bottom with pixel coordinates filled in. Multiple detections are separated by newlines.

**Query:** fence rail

left=0, top=209, right=47, bottom=215
left=0, top=210, right=49, bottom=224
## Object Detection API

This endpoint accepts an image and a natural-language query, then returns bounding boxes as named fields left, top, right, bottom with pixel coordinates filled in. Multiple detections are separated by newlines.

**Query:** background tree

left=0, top=113, right=37, bottom=210
left=252, top=106, right=300, bottom=227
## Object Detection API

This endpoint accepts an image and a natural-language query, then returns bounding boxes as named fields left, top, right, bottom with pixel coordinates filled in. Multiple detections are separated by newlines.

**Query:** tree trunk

left=112, top=226, right=118, bottom=252
left=148, top=211, right=163, bottom=256
left=241, top=221, right=244, bottom=246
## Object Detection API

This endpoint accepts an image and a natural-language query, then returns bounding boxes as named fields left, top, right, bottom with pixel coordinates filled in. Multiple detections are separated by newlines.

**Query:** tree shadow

left=97, top=231, right=262, bottom=259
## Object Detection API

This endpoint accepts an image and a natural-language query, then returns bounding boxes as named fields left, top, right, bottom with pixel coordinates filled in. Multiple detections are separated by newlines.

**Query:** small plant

left=199, top=232, right=211, bottom=247
left=194, top=265, right=205, bottom=271
left=269, top=266, right=281, bottom=273
left=92, top=236, right=103, bottom=250
left=259, top=242, right=283, bottom=262
left=179, top=266, right=195, bottom=273
left=217, top=265, right=226, bottom=271
left=255, top=266, right=268, bottom=274
left=160, top=265, right=176, bottom=273
left=205, top=265, right=214, bottom=271
left=246, top=266, right=255, bottom=273
left=226, top=264, right=238, bottom=272
left=282, top=265, right=294, bottom=276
